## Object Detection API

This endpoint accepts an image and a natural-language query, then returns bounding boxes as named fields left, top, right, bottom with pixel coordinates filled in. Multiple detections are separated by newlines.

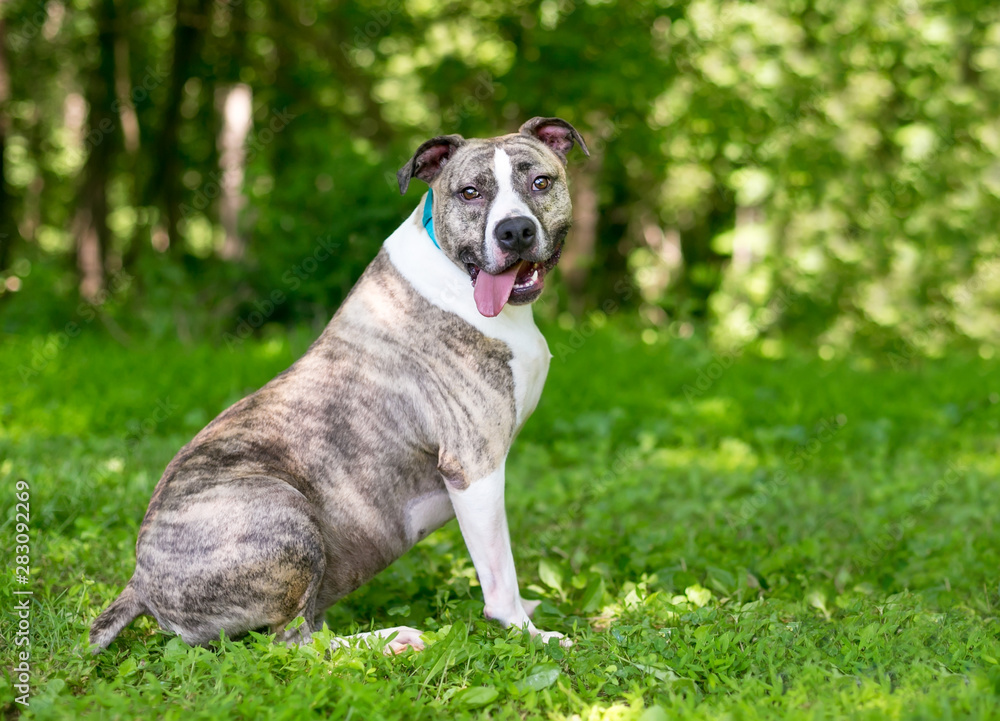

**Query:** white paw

left=334, top=626, right=426, bottom=654
left=381, top=626, right=426, bottom=655
left=485, top=606, right=572, bottom=648
left=532, top=628, right=573, bottom=648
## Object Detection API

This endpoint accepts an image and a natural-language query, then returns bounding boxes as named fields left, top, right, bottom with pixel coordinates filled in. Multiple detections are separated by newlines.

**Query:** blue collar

left=422, top=189, right=440, bottom=249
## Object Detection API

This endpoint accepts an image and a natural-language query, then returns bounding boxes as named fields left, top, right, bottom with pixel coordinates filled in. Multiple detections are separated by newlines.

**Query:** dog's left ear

left=397, top=134, right=466, bottom=195
left=519, top=117, right=590, bottom=163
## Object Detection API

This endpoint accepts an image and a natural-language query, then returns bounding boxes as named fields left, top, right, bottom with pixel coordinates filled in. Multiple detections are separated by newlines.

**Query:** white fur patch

left=445, top=464, right=567, bottom=645
left=446, top=465, right=528, bottom=627
left=403, top=490, right=455, bottom=543
left=383, top=201, right=550, bottom=428
left=484, top=148, right=545, bottom=268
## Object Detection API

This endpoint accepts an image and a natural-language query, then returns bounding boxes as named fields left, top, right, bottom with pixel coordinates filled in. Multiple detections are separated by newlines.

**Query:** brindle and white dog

left=91, top=117, right=589, bottom=654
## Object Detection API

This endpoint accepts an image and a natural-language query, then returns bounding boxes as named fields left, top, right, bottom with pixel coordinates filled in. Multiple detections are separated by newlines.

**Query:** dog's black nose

left=494, top=216, right=537, bottom=254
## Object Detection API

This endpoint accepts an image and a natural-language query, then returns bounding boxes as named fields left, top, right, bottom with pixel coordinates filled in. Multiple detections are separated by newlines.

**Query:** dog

left=90, top=117, right=589, bottom=654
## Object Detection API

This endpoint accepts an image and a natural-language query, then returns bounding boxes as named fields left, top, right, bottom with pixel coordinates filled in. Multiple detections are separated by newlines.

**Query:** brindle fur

left=91, top=119, right=586, bottom=651
left=91, top=253, right=515, bottom=647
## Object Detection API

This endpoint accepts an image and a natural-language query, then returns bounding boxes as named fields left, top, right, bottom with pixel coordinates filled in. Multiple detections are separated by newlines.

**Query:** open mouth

left=466, top=244, right=563, bottom=318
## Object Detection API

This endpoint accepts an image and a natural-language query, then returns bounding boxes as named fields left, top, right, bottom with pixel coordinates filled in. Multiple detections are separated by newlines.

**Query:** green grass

left=2, top=321, right=999, bottom=719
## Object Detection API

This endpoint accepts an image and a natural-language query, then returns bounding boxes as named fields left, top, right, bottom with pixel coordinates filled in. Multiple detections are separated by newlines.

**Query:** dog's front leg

left=448, top=465, right=570, bottom=647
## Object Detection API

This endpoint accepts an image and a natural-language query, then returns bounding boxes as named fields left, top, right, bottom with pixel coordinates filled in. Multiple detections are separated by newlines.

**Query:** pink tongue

left=473, top=262, right=523, bottom=317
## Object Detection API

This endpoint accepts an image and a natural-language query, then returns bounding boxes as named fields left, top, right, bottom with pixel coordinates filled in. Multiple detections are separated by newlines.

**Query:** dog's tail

left=90, top=580, right=147, bottom=653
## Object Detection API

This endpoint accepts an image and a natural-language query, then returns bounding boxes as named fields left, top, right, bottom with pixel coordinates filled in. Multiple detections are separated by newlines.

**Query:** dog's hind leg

left=137, top=476, right=328, bottom=647
left=269, top=564, right=324, bottom=646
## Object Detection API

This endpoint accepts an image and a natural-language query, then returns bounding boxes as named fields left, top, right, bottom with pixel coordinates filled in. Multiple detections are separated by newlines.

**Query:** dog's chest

left=383, top=208, right=552, bottom=430
left=502, top=319, right=550, bottom=430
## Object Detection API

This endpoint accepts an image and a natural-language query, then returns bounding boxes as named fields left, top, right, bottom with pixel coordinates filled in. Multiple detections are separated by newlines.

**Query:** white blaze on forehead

left=485, top=147, right=545, bottom=266
left=491, top=148, right=527, bottom=213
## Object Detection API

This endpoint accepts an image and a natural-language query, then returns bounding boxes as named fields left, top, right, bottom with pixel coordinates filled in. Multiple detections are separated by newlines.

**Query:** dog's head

left=398, top=117, right=589, bottom=317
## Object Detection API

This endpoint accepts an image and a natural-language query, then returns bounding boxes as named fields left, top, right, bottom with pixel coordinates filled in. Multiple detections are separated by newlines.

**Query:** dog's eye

left=532, top=176, right=551, bottom=191
left=461, top=187, right=481, bottom=201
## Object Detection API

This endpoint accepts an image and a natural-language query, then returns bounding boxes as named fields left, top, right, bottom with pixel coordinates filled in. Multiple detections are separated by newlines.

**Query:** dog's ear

left=397, top=134, right=466, bottom=195
left=519, top=117, right=590, bottom=163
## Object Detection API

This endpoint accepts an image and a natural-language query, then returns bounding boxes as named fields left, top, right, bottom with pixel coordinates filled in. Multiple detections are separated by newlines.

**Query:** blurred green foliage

left=0, top=0, right=998, bottom=356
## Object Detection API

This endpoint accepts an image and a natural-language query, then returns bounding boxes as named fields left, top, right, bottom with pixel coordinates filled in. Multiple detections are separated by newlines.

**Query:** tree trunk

left=0, top=17, right=14, bottom=276
left=563, top=149, right=602, bottom=313
left=150, top=0, right=211, bottom=252
left=215, top=83, right=252, bottom=260
left=74, top=0, right=119, bottom=301
left=731, top=206, right=764, bottom=273
left=114, top=29, right=140, bottom=154
left=278, top=0, right=394, bottom=147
